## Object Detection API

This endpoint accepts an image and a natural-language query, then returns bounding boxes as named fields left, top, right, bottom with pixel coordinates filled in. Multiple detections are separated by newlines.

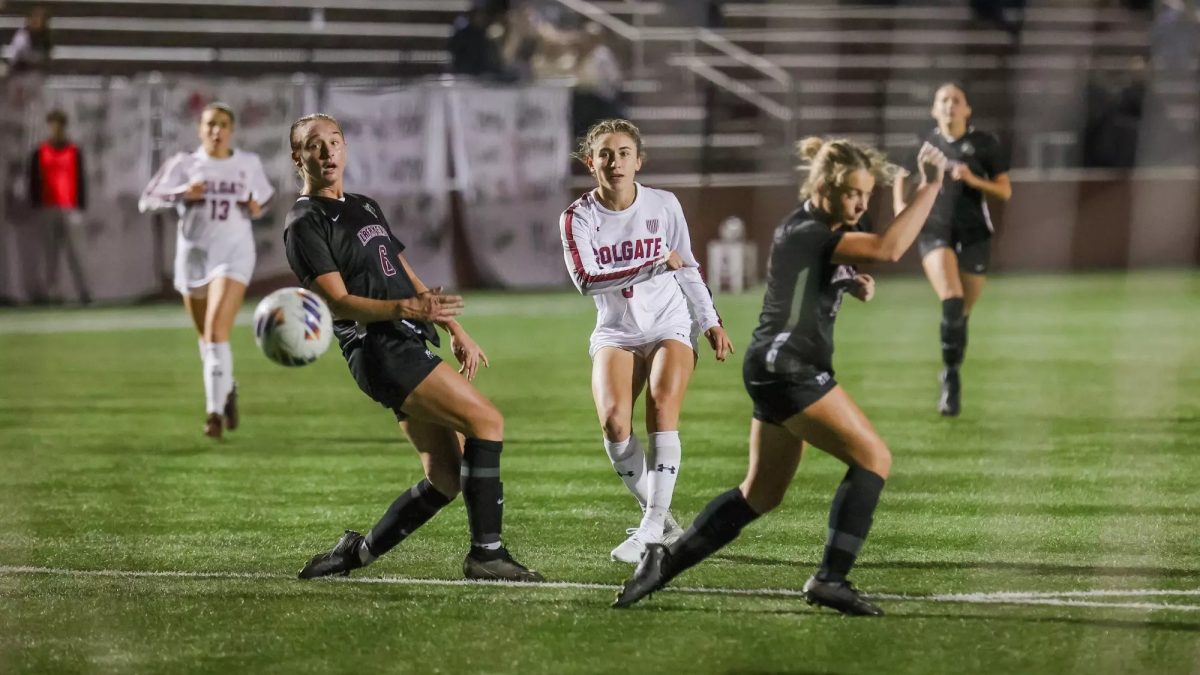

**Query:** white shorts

left=174, top=233, right=255, bottom=296
left=589, top=325, right=698, bottom=361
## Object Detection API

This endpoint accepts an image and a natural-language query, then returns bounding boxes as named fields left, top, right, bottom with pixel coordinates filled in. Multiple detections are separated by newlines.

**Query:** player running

left=893, top=82, right=1012, bottom=416
left=138, top=103, right=274, bottom=440
left=614, top=137, right=948, bottom=616
left=561, top=119, right=733, bottom=563
left=283, top=113, right=542, bottom=583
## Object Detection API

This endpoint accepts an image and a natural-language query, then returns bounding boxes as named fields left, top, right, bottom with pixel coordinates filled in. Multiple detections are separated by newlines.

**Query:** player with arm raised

left=561, top=119, right=733, bottom=563
left=614, top=138, right=947, bottom=616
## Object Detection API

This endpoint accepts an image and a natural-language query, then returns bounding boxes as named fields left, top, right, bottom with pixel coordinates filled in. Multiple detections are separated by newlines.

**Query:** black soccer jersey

left=907, top=127, right=1009, bottom=244
left=284, top=192, right=438, bottom=349
left=745, top=201, right=861, bottom=374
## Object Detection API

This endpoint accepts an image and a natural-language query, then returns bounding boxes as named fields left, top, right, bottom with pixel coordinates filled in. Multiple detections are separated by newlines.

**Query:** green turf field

left=2, top=270, right=1199, bottom=674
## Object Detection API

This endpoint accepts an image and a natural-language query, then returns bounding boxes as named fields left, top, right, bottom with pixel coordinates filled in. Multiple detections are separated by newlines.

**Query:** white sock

left=202, top=342, right=233, bottom=415
left=197, top=337, right=207, bottom=363
left=640, top=431, right=682, bottom=537
left=604, top=434, right=648, bottom=508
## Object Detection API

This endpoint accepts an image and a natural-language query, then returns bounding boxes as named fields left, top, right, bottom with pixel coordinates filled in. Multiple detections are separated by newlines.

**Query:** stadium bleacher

left=1, top=0, right=1190, bottom=177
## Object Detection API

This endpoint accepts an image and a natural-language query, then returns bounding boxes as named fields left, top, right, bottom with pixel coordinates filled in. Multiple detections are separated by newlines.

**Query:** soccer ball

left=252, top=287, right=333, bottom=367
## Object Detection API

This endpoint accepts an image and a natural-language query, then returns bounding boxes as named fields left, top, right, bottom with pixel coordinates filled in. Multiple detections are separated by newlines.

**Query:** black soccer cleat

left=802, top=576, right=884, bottom=616
left=612, top=543, right=672, bottom=608
left=298, top=530, right=365, bottom=579
left=463, top=547, right=545, bottom=582
left=938, top=368, right=961, bottom=417
left=224, top=382, right=239, bottom=431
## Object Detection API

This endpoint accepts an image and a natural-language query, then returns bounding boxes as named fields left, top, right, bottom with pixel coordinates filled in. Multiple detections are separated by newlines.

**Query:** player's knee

left=599, top=411, right=631, bottom=442
left=465, top=403, right=504, bottom=440
left=426, top=460, right=461, bottom=498
left=739, top=480, right=786, bottom=514
left=859, top=445, right=892, bottom=479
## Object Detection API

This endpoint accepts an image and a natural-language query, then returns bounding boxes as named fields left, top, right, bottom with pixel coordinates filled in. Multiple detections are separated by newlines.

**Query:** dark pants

left=18, top=209, right=90, bottom=304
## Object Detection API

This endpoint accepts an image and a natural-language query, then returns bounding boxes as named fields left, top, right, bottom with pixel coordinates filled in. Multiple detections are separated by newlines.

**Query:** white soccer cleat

left=662, top=513, right=684, bottom=546
left=611, top=527, right=661, bottom=564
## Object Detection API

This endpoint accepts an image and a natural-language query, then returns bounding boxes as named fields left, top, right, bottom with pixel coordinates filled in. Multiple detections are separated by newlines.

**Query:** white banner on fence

left=449, top=84, right=570, bottom=288
left=324, top=84, right=455, bottom=288
left=0, top=76, right=155, bottom=304
left=157, top=76, right=303, bottom=282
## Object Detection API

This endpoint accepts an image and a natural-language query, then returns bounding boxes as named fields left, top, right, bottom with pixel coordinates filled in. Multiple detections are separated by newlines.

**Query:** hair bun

left=796, top=136, right=825, bottom=162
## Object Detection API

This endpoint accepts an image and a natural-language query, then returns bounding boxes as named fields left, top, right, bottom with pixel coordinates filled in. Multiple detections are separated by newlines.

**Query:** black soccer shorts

left=917, top=231, right=992, bottom=275
left=743, top=357, right=838, bottom=426
left=345, top=326, right=442, bottom=421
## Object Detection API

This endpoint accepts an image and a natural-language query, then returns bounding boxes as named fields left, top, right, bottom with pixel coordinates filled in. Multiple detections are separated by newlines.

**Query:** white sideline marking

left=3, top=565, right=1200, bottom=613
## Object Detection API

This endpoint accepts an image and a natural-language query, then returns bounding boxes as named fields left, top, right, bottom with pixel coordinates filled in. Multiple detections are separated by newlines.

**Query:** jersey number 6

left=378, top=245, right=398, bottom=277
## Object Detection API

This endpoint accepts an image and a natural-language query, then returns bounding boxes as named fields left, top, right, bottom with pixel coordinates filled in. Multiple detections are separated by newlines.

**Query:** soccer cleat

left=463, top=547, right=545, bottom=582
left=802, top=576, right=884, bottom=616
left=298, top=530, right=365, bottom=579
left=662, top=513, right=685, bottom=546
left=612, top=543, right=672, bottom=608
left=223, top=382, right=239, bottom=431
left=938, top=368, right=961, bottom=417
left=203, top=412, right=223, bottom=440
left=611, top=526, right=661, bottom=564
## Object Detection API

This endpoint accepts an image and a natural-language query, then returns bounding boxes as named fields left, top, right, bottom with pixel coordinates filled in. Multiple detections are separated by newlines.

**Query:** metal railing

left=546, top=0, right=797, bottom=151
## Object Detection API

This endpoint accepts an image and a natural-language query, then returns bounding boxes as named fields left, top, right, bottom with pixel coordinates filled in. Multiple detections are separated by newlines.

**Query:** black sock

left=364, top=478, right=453, bottom=558
left=940, top=297, right=966, bottom=369
left=665, top=488, right=760, bottom=582
left=462, top=438, right=504, bottom=557
left=817, top=466, right=886, bottom=582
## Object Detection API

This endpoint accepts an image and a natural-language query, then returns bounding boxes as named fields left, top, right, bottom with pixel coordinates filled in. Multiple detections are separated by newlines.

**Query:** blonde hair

left=288, top=113, right=343, bottom=182
left=572, top=118, right=645, bottom=165
left=796, top=136, right=900, bottom=200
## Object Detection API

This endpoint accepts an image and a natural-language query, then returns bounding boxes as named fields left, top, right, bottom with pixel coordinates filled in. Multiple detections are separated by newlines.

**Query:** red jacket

left=29, top=141, right=86, bottom=209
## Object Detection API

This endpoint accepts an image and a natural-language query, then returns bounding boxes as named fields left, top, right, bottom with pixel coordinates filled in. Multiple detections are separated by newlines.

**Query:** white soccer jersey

left=561, top=184, right=721, bottom=354
left=139, top=148, right=274, bottom=293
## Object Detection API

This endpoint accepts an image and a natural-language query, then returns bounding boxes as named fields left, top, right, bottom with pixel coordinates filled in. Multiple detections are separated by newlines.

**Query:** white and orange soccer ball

left=252, top=287, right=333, bottom=367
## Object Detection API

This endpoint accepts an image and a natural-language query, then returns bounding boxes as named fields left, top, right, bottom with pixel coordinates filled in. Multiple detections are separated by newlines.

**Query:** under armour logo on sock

left=616, top=470, right=635, bottom=477
left=656, top=464, right=677, bottom=474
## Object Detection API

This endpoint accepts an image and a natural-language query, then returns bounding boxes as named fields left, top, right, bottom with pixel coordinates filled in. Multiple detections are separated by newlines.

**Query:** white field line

left=3, top=565, right=1200, bottom=612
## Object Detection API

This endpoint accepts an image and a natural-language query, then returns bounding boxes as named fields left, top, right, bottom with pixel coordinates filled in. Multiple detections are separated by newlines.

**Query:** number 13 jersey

left=139, top=148, right=274, bottom=293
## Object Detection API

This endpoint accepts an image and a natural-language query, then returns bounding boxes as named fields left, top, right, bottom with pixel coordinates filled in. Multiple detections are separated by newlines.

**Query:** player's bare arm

left=397, top=253, right=488, bottom=380
left=834, top=143, right=947, bottom=264
left=953, top=164, right=1012, bottom=201
left=850, top=274, right=875, bottom=302
left=309, top=269, right=463, bottom=325
left=704, top=325, right=734, bottom=361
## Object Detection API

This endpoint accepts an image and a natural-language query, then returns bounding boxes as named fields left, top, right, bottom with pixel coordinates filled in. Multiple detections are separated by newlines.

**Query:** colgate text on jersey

left=594, top=237, right=663, bottom=265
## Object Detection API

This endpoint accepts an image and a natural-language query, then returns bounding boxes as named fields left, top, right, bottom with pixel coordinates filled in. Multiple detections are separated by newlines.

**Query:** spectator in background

left=3, top=6, right=52, bottom=75
left=25, top=109, right=89, bottom=304
left=449, top=1, right=510, bottom=79
left=571, top=23, right=625, bottom=138
left=499, top=2, right=558, bottom=82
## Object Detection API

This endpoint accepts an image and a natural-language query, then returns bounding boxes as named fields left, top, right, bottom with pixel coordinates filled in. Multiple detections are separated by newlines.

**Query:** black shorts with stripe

left=345, top=324, right=441, bottom=421
left=743, top=356, right=837, bottom=426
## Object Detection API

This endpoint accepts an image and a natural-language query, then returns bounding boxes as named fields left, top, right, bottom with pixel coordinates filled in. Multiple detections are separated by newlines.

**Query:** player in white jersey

left=138, top=103, right=274, bottom=440
left=561, top=119, right=734, bottom=563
